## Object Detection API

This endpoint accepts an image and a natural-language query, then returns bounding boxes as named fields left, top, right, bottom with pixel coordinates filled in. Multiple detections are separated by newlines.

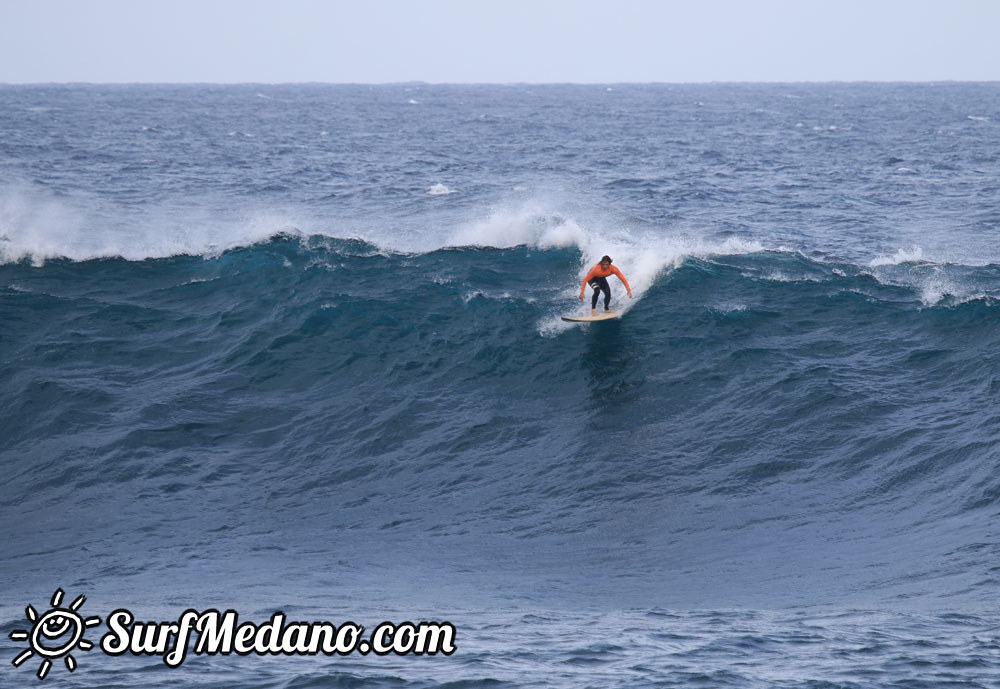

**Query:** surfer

left=579, top=255, right=632, bottom=316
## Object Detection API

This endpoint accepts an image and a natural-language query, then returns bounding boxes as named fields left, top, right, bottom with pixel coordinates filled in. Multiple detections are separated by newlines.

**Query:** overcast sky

left=2, top=0, right=998, bottom=83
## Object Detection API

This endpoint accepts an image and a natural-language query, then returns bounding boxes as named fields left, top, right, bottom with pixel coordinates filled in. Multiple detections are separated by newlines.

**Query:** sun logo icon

left=9, top=589, right=102, bottom=680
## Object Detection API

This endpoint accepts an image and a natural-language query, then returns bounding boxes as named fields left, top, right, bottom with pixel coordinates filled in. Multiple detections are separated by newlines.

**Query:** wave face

left=2, top=83, right=1000, bottom=687
left=4, top=238, right=1000, bottom=606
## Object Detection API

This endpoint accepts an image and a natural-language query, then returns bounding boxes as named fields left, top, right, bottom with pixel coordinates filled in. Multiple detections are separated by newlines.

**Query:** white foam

left=447, top=202, right=769, bottom=335
left=449, top=203, right=765, bottom=297
left=918, top=277, right=956, bottom=306
left=449, top=203, right=586, bottom=250
left=868, top=247, right=924, bottom=267
left=0, top=189, right=763, bottom=287
left=428, top=183, right=455, bottom=196
left=538, top=314, right=576, bottom=338
left=0, top=186, right=305, bottom=265
left=757, top=271, right=821, bottom=283
left=0, top=187, right=91, bottom=265
left=712, top=303, right=748, bottom=314
left=461, top=290, right=529, bottom=304
left=864, top=254, right=988, bottom=307
left=559, top=234, right=767, bottom=324
left=880, top=267, right=979, bottom=307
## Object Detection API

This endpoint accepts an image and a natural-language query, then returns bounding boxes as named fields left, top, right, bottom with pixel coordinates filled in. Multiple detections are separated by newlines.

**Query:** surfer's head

left=600, top=255, right=612, bottom=266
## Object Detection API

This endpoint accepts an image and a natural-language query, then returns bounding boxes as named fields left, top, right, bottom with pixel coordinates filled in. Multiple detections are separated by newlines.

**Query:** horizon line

left=3, top=79, right=999, bottom=87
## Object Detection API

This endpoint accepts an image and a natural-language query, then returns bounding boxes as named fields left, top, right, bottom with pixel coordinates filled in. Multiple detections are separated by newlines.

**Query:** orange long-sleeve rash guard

left=580, top=263, right=631, bottom=297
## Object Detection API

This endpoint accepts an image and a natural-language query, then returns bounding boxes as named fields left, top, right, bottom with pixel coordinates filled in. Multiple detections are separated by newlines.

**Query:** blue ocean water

left=2, top=83, right=1000, bottom=687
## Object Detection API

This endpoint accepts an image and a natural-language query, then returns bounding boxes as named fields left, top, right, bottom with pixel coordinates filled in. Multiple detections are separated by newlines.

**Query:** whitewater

left=2, top=83, right=999, bottom=688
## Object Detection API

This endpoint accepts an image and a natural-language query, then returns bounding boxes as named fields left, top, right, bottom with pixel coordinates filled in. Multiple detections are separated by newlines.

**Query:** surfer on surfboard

left=580, top=255, right=632, bottom=316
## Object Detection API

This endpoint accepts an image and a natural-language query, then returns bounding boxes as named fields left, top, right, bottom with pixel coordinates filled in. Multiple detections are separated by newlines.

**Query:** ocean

left=1, top=82, right=999, bottom=687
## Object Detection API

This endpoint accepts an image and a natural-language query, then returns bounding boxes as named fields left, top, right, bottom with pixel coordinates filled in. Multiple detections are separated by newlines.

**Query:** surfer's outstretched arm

left=610, top=266, right=633, bottom=298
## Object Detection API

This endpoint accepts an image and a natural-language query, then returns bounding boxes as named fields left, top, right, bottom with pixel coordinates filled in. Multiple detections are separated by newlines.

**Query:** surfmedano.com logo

left=9, top=588, right=457, bottom=680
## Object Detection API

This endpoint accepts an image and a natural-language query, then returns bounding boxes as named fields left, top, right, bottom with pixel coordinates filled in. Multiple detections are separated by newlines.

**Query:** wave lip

left=869, top=247, right=924, bottom=267
left=0, top=186, right=313, bottom=265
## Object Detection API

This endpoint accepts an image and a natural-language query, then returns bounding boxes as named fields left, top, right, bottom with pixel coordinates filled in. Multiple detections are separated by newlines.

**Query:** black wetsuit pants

left=589, top=277, right=611, bottom=310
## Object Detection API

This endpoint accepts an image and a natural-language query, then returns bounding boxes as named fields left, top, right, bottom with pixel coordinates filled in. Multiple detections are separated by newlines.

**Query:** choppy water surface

left=2, top=83, right=999, bottom=687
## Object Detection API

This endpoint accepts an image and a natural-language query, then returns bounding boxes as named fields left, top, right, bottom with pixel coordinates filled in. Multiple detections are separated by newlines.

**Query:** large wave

left=4, top=232, right=1000, bottom=608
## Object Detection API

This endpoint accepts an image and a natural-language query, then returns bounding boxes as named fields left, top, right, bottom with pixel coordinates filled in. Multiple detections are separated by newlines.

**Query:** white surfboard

left=561, top=311, right=620, bottom=322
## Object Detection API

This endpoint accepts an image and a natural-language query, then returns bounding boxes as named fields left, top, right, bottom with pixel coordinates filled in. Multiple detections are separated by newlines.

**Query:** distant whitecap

left=428, top=183, right=454, bottom=195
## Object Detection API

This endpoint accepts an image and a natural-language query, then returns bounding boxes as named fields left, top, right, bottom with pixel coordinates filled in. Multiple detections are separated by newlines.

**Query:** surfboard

left=561, top=311, right=620, bottom=322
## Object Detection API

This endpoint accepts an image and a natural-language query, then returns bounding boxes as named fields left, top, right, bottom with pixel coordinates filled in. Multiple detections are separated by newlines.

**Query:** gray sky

left=2, top=0, right=998, bottom=83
